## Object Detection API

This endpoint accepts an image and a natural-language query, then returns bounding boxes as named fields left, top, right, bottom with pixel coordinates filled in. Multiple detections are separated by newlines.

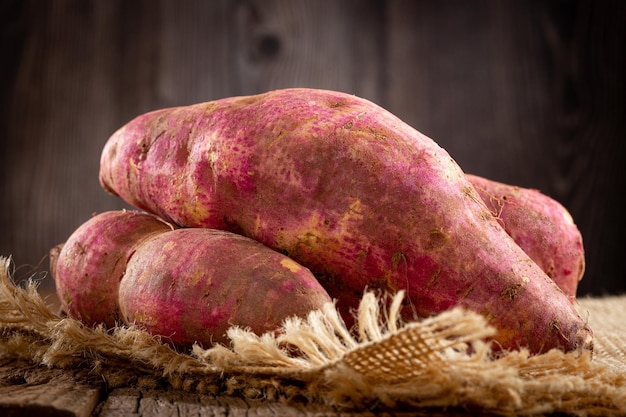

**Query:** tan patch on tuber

left=424, top=228, right=449, bottom=251
left=391, top=252, right=407, bottom=268
left=500, top=276, right=530, bottom=301
left=280, top=258, right=302, bottom=273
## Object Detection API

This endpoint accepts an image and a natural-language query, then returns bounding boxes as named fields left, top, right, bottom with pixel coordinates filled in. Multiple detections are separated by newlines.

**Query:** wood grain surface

left=1, top=0, right=624, bottom=296
left=0, top=357, right=488, bottom=417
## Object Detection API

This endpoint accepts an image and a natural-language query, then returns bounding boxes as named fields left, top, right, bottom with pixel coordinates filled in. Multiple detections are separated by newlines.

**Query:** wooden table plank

left=96, top=387, right=469, bottom=417
left=0, top=357, right=486, bottom=417
left=0, top=357, right=103, bottom=417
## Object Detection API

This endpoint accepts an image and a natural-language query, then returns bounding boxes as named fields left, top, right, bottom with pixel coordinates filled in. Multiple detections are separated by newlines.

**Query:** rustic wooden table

left=0, top=357, right=483, bottom=417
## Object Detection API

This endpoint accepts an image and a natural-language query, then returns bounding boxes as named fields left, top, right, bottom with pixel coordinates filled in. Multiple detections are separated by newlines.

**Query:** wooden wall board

left=1, top=0, right=624, bottom=295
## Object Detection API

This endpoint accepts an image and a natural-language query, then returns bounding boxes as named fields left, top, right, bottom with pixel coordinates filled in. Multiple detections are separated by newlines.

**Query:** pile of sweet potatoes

left=51, top=88, right=591, bottom=354
left=50, top=210, right=331, bottom=347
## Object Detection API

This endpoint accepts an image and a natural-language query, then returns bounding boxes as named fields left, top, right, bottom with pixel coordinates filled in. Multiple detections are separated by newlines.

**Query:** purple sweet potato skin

left=118, top=227, right=331, bottom=347
left=100, top=88, right=592, bottom=354
left=467, top=174, right=585, bottom=300
left=50, top=211, right=173, bottom=327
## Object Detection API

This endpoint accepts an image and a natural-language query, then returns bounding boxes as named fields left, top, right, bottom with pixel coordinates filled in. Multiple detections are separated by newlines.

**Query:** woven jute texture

left=1, top=256, right=624, bottom=416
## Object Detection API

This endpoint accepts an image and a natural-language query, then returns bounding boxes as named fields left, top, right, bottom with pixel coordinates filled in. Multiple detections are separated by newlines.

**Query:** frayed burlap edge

left=1, top=256, right=625, bottom=416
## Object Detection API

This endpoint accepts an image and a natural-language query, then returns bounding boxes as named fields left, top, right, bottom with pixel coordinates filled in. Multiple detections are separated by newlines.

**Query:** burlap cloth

left=1, top=256, right=624, bottom=416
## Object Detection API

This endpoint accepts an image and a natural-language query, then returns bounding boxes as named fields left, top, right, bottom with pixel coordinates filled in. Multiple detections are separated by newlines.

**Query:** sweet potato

left=99, top=88, right=592, bottom=354
left=50, top=210, right=173, bottom=327
left=467, top=174, right=585, bottom=299
left=50, top=210, right=331, bottom=347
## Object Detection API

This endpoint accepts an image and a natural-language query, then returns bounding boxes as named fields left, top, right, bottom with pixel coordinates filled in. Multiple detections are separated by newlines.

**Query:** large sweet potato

left=467, top=174, right=585, bottom=299
left=99, top=88, right=592, bottom=354
left=50, top=210, right=331, bottom=347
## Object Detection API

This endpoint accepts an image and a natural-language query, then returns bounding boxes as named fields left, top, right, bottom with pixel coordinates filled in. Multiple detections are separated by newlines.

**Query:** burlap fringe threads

left=1, top=256, right=625, bottom=416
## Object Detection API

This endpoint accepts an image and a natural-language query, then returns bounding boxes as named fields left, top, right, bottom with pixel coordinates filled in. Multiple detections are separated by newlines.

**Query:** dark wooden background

left=1, top=0, right=624, bottom=297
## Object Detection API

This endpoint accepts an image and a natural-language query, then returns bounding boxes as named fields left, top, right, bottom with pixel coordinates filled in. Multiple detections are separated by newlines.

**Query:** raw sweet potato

left=50, top=210, right=173, bottom=327
left=50, top=210, right=331, bottom=347
left=467, top=174, right=585, bottom=299
left=99, top=88, right=592, bottom=354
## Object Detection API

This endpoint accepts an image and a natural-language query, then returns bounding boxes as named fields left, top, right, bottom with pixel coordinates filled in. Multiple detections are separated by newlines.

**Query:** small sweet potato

left=118, top=227, right=331, bottom=347
left=99, top=88, right=592, bottom=354
left=50, top=210, right=331, bottom=347
left=50, top=210, right=173, bottom=327
left=467, top=174, right=585, bottom=299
